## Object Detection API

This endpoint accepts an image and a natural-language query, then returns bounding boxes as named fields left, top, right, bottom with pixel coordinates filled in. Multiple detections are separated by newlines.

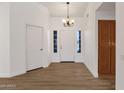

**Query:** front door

left=26, top=25, right=43, bottom=71
left=60, top=30, right=75, bottom=62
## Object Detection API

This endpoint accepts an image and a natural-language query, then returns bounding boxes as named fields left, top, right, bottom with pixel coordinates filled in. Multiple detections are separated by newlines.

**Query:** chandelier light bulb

left=62, top=19, right=66, bottom=23
left=62, top=18, right=74, bottom=27
left=71, top=19, right=74, bottom=23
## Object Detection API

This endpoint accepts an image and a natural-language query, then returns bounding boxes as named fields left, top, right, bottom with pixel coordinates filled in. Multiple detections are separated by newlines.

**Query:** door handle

left=108, top=40, right=111, bottom=46
left=40, top=48, right=43, bottom=51
left=111, top=42, right=115, bottom=46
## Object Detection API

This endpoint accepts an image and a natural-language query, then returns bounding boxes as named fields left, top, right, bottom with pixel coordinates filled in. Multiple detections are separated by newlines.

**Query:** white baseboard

left=10, top=70, right=26, bottom=77
left=0, top=73, right=11, bottom=78
left=51, top=61, right=60, bottom=63
left=0, top=70, right=26, bottom=78
left=83, top=63, right=98, bottom=78
left=43, top=62, right=51, bottom=68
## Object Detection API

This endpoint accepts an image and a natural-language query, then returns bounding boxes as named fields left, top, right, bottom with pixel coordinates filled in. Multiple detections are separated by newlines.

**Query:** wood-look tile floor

left=0, top=63, right=115, bottom=90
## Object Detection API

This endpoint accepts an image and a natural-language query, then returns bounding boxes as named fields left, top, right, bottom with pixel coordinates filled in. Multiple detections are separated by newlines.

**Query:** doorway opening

left=96, top=2, right=116, bottom=77
left=54, top=30, right=82, bottom=63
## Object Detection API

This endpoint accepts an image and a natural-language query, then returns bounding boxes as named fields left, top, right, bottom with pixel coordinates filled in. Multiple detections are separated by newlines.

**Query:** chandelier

left=62, top=2, right=74, bottom=27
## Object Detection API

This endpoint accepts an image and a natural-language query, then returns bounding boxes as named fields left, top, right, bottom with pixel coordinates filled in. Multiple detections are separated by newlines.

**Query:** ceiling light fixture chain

left=67, top=2, right=69, bottom=19
left=62, top=2, right=74, bottom=27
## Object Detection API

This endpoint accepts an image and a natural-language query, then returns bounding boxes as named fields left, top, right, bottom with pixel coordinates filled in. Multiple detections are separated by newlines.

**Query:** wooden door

left=98, top=20, right=115, bottom=75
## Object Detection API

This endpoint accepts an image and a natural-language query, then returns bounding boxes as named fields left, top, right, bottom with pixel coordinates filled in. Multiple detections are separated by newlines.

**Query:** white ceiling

left=40, top=2, right=88, bottom=17
left=97, top=2, right=115, bottom=12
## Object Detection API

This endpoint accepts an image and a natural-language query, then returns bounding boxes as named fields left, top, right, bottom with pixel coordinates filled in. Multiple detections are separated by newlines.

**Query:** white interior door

left=60, top=30, right=75, bottom=61
left=26, top=25, right=43, bottom=71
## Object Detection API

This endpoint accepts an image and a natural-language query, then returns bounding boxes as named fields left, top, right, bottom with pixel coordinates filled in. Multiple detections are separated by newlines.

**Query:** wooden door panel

left=98, top=20, right=111, bottom=74
left=98, top=20, right=115, bottom=75
left=110, top=21, right=116, bottom=74
left=99, top=46, right=110, bottom=74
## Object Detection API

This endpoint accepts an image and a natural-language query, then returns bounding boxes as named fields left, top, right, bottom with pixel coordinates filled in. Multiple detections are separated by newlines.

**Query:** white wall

left=83, top=3, right=102, bottom=77
left=0, top=3, right=10, bottom=77
left=96, top=11, right=115, bottom=20
left=116, top=3, right=124, bottom=90
left=0, top=3, right=50, bottom=77
left=50, top=17, right=85, bottom=63
left=9, top=3, right=50, bottom=76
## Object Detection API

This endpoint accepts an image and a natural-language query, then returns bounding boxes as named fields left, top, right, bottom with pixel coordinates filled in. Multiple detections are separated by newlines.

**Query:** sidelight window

left=53, top=30, right=58, bottom=53
left=77, top=30, right=81, bottom=53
